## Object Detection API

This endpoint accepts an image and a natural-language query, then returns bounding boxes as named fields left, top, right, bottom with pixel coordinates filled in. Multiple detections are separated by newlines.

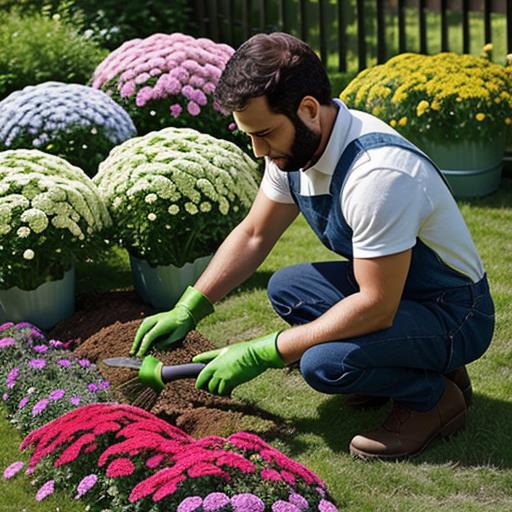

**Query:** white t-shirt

left=261, top=99, right=484, bottom=283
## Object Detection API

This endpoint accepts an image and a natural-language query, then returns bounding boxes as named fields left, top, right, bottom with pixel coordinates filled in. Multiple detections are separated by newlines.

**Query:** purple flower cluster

left=92, top=33, right=233, bottom=120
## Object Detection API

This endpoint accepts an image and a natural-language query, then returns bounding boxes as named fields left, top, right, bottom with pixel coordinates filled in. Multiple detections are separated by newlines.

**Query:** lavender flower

left=29, top=359, right=46, bottom=369
left=35, top=480, right=55, bottom=501
left=272, top=501, right=301, bottom=512
left=288, top=493, right=309, bottom=510
left=32, top=344, right=48, bottom=353
left=18, top=397, right=29, bottom=409
left=0, top=337, right=16, bottom=349
left=177, top=496, right=203, bottom=512
left=203, top=492, right=230, bottom=511
left=75, top=474, right=98, bottom=499
left=57, top=359, right=71, bottom=368
left=231, top=493, right=265, bottom=512
left=78, top=359, right=91, bottom=368
left=2, top=393, right=7, bottom=401
left=98, top=380, right=110, bottom=390
left=70, top=396, right=81, bottom=406
left=32, top=399, right=49, bottom=416
left=3, top=461, right=24, bottom=479
left=318, top=499, right=338, bottom=512
left=87, top=383, right=98, bottom=393
left=6, top=367, right=19, bottom=388
left=49, top=389, right=65, bottom=401
left=49, top=339, right=64, bottom=348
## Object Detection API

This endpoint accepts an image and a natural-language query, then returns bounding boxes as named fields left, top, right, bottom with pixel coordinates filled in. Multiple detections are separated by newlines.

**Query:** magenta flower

left=6, top=367, right=19, bottom=388
left=49, top=339, right=64, bottom=348
left=0, top=337, right=15, bottom=348
left=33, top=344, right=48, bottom=353
left=261, top=468, right=282, bottom=481
left=106, top=458, right=135, bottom=478
left=318, top=499, right=338, bottom=512
left=203, top=492, right=230, bottom=511
left=32, top=399, right=49, bottom=416
left=3, top=461, right=24, bottom=479
left=231, top=493, right=265, bottom=512
left=145, top=454, right=164, bottom=468
left=29, top=359, right=46, bottom=369
left=70, top=396, right=81, bottom=406
left=177, top=496, right=203, bottom=512
left=57, top=359, right=71, bottom=367
left=289, top=493, right=309, bottom=510
left=272, top=501, right=301, bottom=512
left=316, top=487, right=326, bottom=497
left=98, top=380, right=110, bottom=390
left=187, top=101, right=201, bottom=116
left=228, top=122, right=237, bottom=131
left=78, top=359, right=91, bottom=368
left=75, top=474, right=98, bottom=499
left=18, top=397, right=29, bottom=409
left=87, top=383, right=98, bottom=393
left=2, top=393, right=8, bottom=401
left=170, top=103, right=182, bottom=118
left=49, top=389, right=65, bottom=401
left=35, top=480, right=55, bottom=501
left=0, top=322, right=14, bottom=331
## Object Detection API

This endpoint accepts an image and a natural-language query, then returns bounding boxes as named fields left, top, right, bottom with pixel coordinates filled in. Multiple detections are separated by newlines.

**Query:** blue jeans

left=267, top=261, right=495, bottom=411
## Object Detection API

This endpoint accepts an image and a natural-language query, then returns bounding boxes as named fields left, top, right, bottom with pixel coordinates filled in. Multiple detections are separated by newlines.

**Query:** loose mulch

left=49, top=290, right=293, bottom=439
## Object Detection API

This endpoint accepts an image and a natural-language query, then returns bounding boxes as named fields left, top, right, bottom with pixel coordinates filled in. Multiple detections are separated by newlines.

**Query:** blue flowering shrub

left=93, top=127, right=259, bottom=267
left=0, top=82, right=136, bottom=177
left=0, top=150, right=112, bottom=290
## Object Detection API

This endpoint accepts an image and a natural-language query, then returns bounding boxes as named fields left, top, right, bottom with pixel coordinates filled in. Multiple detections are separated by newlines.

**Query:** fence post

left=357, top=0, right=367, bottom=70
left=338, top=0, right=348, bottom=71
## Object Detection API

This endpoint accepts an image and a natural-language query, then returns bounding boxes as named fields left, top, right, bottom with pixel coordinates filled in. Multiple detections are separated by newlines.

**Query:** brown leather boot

left=349, top=378, right=466, bottom=460
left=344, top=365, right=472, bottom=410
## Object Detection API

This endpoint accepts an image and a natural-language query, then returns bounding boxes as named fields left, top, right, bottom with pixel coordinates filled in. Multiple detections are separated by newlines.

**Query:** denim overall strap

left=287, top=132, right=473, bottom=296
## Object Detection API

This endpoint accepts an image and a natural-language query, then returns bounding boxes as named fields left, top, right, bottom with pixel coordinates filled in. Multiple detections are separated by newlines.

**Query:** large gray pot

left=130, top=255, right=213, bottom=310
left=415, top=137, right=505, bottom=198
left=0, top=267, right=75, bottom=330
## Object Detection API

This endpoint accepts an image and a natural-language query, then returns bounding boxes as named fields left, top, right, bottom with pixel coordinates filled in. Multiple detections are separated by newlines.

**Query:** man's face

left=233, top=96, right=321, bottom=172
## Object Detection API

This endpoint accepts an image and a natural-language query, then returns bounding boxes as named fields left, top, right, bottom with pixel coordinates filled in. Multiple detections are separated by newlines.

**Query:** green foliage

left=0, top=0, right=193, bottom=50
left=0, top=8, right=107, bottom=100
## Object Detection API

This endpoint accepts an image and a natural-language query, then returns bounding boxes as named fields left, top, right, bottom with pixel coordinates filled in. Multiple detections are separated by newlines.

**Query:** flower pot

left=0, top=267, right=75, bottom=330
left=415, top=137, right=505, bottom=198
left=130, top=255, right=213, bottom=310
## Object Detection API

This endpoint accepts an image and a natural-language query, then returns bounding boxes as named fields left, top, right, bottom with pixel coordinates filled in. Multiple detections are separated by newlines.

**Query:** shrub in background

left=7, top=403, right=338, bottom=511
left=93, top=127, right=259, bottom=267
left=341, top=52, right=512, bottom=144
left=0, top=150, right=112, bottom=290
left=0, top=82, right=136, bottom=177
left=0, top=0, right=192, bottom=51
left=0, top=9, right=107, bottom=100
left=91, top=33, right=249, bottom=151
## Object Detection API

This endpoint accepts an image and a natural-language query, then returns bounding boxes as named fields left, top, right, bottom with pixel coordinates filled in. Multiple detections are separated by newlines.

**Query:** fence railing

left=193, top=0, right=512, bottom=72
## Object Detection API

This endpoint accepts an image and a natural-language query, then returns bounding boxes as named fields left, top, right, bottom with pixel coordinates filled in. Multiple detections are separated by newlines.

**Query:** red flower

left=106, top=457, right=135, bottom=478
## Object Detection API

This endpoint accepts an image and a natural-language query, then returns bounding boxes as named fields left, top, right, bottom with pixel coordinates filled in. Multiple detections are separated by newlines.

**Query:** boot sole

left=349, top=410, right=466, bottom=461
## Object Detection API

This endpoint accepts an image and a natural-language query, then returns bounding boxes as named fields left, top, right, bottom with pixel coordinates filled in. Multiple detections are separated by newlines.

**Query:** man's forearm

left=193, top=223, right=272, bottom=303
left=277, top=292, right=394, bottom=364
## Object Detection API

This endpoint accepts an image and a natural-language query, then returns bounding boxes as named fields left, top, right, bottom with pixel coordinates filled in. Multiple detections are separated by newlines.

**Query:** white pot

left=130, top=255, right=213, bottom=310
left=0, top=267, right=75, bottom=330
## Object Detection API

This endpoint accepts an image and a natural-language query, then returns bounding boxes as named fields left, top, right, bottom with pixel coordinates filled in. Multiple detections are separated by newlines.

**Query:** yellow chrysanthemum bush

left=341, top=52, right=512, bottom=144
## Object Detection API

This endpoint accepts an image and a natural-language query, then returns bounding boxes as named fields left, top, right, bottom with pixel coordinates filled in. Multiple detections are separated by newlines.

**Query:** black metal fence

left=193, top=0, right=512, bottom=71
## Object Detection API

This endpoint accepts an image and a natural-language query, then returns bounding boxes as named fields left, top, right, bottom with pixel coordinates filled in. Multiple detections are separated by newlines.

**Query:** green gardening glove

left=130, top=286, right=214, bottom=357
left=192, top=331, right=285, bottom=396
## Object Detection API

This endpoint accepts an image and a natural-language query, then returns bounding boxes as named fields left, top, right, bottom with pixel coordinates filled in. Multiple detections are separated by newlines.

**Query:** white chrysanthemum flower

left=145, top=193, right=158, bottom=204
left=17, top=227, right=30, bottom=238
left=23, top=249, right=35, bottom=260
left=168, top=205, right=179, bottom=215
left=147, top=213, right=157, bottom=221
left=184, top=202, right=198, bottom=215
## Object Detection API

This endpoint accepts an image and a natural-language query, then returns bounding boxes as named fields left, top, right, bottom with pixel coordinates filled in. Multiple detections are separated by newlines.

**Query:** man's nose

left=250, top=136, right=269, bottom=159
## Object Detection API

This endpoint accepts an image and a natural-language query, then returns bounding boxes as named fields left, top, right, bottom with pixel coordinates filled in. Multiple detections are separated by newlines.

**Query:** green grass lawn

left=2, top=180, right=512, bottom=510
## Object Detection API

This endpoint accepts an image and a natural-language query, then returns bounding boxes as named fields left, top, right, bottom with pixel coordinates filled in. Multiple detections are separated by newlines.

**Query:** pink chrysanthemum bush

left=6, top=403, right=339, bottom=511
left=0, top=321, right=111, bottom=431
left=91, top=33, right=249, bottom=152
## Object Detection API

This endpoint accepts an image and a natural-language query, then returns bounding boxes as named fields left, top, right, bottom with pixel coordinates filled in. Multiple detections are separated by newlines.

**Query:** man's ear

left=296, top=96, right=321, bottom=130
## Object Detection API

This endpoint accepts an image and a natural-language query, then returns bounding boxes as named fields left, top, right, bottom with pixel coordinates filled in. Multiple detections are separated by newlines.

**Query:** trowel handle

left=160, top=363, right=206, bottom=382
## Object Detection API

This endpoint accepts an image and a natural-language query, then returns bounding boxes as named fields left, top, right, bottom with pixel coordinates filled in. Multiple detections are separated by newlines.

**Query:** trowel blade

left=102, top=357, right=142, bottom=370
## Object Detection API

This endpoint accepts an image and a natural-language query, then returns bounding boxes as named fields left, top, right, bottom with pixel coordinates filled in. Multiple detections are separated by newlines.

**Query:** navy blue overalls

left=267, top=133, right=494, bottom=411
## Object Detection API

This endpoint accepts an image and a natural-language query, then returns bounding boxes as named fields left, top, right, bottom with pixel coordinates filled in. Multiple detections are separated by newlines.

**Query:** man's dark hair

left=214, top=32, right=331, bottom=117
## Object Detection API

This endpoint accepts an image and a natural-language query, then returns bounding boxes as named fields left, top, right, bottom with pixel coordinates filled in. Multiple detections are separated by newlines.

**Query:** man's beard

left=276, top=114, right=321, bottom=172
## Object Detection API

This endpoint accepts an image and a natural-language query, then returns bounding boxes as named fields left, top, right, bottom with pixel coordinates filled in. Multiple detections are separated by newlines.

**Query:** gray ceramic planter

left=130, top=255, right=213, bottom=310
left=416, top=137, right=505, bottom=198
left=0, top=266, right=75, bottom=330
